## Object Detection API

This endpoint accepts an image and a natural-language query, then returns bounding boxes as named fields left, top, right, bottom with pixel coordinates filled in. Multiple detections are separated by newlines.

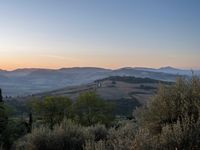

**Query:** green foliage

left=99, top=76, right=171, bottom=84
left=110, top=98, right=141, bottom=116
left=31, top=96, right=72, bottom=129
left=15, top=120, right=89, bottom=150
left=0, top=103, right=7, bottom=132
left=1, top=119, right=28, bottom=150
left=0, top=89, right=15, bottom=149
left=134, top=76, right=200, bottom=149
left=0, top=106, right=26, bottom=149
left=106, top=120, right=137, bottom=150
left=88, top=124, right=108, bottom=142
left=84, top=120, right=137, bottom=150
left=74, top=92, right=115, bottom=126
left=4, top=77, right=200, bottom=149
left=0, top=89, right=27, bottom=150
left=84, top=140, right=106, bottom=150
left=0, top=89, right=2, bottom=102
left=0, top=103, right=8, bottom=149
left=0, top=88, right=6, bottom=134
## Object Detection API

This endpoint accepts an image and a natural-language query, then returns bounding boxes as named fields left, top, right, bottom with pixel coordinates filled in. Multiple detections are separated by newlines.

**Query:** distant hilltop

left=0, top=66, right=199, bottom=96
left=1, top=66, right=199, bottom=75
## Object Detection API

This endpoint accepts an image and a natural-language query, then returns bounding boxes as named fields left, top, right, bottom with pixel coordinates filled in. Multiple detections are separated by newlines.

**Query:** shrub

left=88, top=124, right=108, bottom=142
left=134, top=76, right=200, bottom=149
left=106, top=120, right=137, bottom=150
left=84, top=140, right=106, bottom=150
left=84, top=120, right=137, bottom=150
left=15, top=120, right=88, bottom=150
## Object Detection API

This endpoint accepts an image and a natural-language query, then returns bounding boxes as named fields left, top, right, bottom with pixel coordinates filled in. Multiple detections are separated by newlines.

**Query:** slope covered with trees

left=0, top=76, right=200, bottom=150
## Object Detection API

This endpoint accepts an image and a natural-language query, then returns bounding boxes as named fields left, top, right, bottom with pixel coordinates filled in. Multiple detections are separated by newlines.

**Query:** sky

left=0, top=0, right=200, bottom=70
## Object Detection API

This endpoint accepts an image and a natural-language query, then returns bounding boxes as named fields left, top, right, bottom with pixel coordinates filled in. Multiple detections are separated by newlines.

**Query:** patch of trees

left=30, top=96, right=72, bottom=129
left=30, top=92, right=115, bottom=127
left=110, top=98, right=141, bottom=116
left=138, top=84, right=157, bottom=90
left=98, top=76, right=171, bottom=84
left=0, top=89, right=29, bottom=150
left=73, top=92, right=115, bottom=126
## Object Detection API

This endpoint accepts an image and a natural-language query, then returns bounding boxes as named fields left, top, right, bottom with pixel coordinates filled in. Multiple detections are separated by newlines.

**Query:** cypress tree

left=0, top=88, right=6, bottom=134
left=0, top=88, right=3, bottom=102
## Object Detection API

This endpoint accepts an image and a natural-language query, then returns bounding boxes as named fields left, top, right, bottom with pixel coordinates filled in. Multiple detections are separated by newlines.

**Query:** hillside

left=9, top=76, right=171, bottom=116
left=0, top=67, right=185, bottom=96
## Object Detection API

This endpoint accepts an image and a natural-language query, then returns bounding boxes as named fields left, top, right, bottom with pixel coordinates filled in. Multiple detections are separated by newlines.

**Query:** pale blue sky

left=0, top=0, right=199, bottom=70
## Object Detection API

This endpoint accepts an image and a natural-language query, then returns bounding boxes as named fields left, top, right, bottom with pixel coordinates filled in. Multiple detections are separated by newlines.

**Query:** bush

left=106, top=120, right=137, bottom=150
left=84, top=140, right=106, bottom=150
left=15, top=120, right=89, bottom=150
left=85, top=120, right=137, bottom=150
left=134, top=76, right=200, bottom=149
left=134, top=117, right=200, bottom=150
left=88, top=124, right=108, bottom=142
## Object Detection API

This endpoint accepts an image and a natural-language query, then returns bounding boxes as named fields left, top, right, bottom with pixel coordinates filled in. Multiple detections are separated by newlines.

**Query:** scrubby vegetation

left=15, top=120, right=88, bottom=150
left=134, top=76, right=200, bottom=149
left=1, top=76, right=200, bottom=150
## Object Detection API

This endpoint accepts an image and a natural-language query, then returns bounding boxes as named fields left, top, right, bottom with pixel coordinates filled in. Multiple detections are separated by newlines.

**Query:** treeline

left=97, top=76, right=172, bottom=84
left=1, top=76, right=200, bottom=150
left=29, top=92, right=115, bottom=128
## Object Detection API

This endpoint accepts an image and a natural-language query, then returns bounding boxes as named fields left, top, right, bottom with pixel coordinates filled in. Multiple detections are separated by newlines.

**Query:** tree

left=0, top=88, right=2, bottom=102
left=32, top=96, right=72, bottom=129
left=0, top=88, right=8, bottom=146
left=74, top=92, right=115, bottom=126
left=0, top=89, right=26, bottom=150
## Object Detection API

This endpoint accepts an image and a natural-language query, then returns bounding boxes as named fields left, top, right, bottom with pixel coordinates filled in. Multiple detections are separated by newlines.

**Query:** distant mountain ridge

left=132, top=66, right=200, bottom=76
left=0, top=67, right=199, bottom=96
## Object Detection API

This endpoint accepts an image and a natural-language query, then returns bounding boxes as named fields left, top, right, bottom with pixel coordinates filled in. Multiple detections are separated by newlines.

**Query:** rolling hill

left=8, top=76, right=172, bottom=116
left=0, top=67, right=197, bottom=96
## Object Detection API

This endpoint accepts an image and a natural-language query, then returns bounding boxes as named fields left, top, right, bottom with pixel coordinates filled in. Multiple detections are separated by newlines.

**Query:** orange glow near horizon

left=1, top=54, right=199, bottom=71
left=0, top=1, right=200, bottom=71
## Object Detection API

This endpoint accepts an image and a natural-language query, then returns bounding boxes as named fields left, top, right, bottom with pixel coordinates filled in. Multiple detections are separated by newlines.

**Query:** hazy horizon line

left=1, top=66, right=200, bottom=72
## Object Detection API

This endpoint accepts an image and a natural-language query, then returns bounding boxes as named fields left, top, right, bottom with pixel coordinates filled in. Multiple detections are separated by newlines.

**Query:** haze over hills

left=134, top=66, right=199, bottom=76
left=8, top=76, right=173, bottom=116
left=44, top=77, right=172, bottom=115
left=0, top=66, right=199, bottom=96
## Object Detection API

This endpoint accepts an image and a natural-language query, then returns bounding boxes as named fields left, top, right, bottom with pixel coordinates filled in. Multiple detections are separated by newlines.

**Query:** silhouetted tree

left=0, top=88, right=8, bottom=148
left=0, top=88, right=3, bottom=102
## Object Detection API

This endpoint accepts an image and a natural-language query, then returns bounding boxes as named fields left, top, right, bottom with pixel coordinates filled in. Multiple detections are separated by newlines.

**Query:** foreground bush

left=106, top=120, right=137, bottom=150
left=15, top=120, right=88, bottom=150
left=88, top=124, right=108, bottom=142
left=85, top=120, right=137, bottom=150
left=134, top=76, right=200, bottom=149
left=15, top=119, right=137, bottom=150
